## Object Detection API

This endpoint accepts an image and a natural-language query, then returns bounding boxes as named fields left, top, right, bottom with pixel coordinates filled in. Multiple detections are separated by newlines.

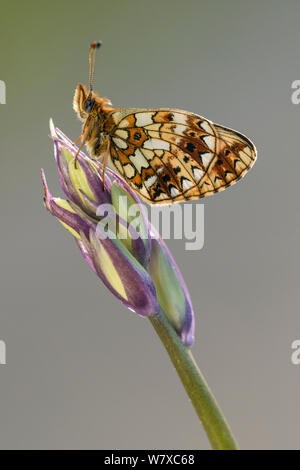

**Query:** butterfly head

left=73, top=84, right=97, bottom=120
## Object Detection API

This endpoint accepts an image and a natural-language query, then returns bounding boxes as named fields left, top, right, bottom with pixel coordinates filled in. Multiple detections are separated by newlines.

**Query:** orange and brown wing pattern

left=105, top=109, right=256, bottom=204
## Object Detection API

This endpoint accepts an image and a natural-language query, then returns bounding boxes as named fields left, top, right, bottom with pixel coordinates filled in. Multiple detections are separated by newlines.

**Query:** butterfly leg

left=74, top=119, right=94, bottom=168
left=73, top=136, right=81, bottom=146
left=101, top=138, right=110, bottom=190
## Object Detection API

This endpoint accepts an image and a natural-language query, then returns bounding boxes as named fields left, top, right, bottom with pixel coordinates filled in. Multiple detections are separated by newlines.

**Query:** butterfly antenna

left=88, top=41, right=102, bottom=93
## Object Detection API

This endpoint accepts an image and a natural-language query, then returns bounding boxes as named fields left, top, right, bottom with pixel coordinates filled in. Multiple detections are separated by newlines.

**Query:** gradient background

left=0, top=0, right=299, bottom=450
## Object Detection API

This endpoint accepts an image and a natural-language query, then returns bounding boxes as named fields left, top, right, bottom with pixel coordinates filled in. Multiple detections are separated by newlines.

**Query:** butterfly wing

left=103, top=109, right=256, bottom=204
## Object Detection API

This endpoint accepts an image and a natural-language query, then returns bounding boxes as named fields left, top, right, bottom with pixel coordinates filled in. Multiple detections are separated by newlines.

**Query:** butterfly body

left=73, top=55, right=256, bottom=204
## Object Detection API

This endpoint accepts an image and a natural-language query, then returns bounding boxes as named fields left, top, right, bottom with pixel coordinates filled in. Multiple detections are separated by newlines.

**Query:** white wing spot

left=170, top=124, right=186, bottom=134
left=144, top=139, right=170, bottom=151
left=113, top=137, right=128, bottom=149
left=202, top=135, right=215, bottom=151
left=129, top=149, right=150, bottom=172
left=170, top=186, right=180, bottom=197
left=181, top=178, right=194, bottom=191
left=193, top=168, right=204, bottom=181
left=135, top=112, right=155, bottom=127
left=173, top=113, right=188, bottom=125
left=144, top=175, right=158, bottom=189
left=201, top=152, right=213, bottom=168
left=199, top=121, right=213, bottom=134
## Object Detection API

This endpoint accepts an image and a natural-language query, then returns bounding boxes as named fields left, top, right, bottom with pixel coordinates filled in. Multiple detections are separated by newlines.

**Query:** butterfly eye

left=84, top=97, right=95, bottom=113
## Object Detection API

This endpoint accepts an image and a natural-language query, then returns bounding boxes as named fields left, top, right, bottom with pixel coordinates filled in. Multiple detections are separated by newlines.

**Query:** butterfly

left=73, top=42, right=257, bottom=205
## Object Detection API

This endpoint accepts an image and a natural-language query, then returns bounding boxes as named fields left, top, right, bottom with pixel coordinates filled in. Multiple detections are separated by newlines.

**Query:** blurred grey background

left=0, top=0, right=299, bottom=450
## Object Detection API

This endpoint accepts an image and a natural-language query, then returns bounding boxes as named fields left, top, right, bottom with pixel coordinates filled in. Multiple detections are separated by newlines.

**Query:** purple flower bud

left=42, top=122, right=195, bottom=343
left=148, top=228, right=195, bottom=346
left=42, top=122, right=159, bottom=317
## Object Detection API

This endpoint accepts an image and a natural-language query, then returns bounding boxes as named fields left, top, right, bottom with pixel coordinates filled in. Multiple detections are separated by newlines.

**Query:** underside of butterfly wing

left=103, top=109, right=256, bottom=204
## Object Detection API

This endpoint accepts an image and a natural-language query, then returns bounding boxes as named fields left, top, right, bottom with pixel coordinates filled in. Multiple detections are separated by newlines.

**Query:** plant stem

left=149, top=310, right=239, bottom=450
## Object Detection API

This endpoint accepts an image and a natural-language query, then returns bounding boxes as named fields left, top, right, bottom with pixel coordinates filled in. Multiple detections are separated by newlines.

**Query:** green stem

left=149, top=310, right=238, bottom=450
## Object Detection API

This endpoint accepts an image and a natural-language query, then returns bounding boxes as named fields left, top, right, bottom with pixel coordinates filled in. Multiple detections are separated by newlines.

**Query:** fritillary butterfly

left=73, top=43, right=257, bottom=204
